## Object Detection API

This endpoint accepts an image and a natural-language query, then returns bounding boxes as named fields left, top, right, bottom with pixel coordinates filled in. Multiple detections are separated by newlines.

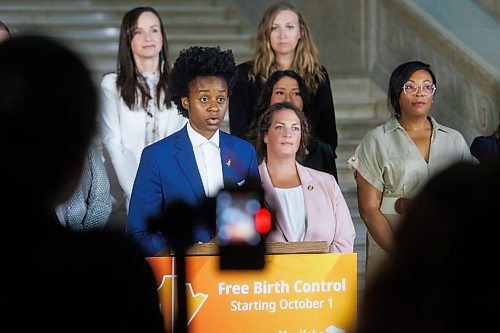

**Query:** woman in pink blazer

left=255, top=102, right=355, bottom=253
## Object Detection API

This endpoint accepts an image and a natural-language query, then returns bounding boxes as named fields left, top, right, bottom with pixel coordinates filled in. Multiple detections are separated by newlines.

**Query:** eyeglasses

left=402, top=82, right=436, bottom=96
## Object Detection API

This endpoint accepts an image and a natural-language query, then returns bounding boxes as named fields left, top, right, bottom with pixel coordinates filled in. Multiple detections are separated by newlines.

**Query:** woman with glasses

left=348, top=61, right=473, bottom=280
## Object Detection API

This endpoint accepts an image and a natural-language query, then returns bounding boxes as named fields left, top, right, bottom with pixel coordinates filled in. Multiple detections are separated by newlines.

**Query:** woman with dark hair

left=253, top=70, right=310, bottom=119
left=348, top=60, right=473, bottom=280
left=246, top=69, right=337, bottom=178
left=229, top=1, right=338, bottom=178
left=256, top=102, right=354, bottom=253
left=100, top=7, right=187, bottom=210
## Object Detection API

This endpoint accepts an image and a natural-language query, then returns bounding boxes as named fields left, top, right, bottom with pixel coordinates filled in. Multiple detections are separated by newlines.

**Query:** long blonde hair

left=250, top=2, right=325, bottom=93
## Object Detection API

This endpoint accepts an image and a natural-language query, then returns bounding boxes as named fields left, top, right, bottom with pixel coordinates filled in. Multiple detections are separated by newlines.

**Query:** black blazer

left=470, top=135, right=500, bottom=162
left=229, top=62, right=339, bottom=178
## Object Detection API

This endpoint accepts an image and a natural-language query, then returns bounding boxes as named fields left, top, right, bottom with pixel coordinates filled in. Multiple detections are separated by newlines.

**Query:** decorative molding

left=473, top=0, right=500, bottom=20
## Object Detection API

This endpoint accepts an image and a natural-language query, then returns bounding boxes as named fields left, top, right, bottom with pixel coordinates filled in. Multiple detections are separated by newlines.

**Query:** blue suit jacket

left=128, top=125, right=260, bottom=256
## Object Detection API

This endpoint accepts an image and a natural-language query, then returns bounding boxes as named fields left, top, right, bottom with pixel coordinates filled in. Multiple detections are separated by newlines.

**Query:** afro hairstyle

left=170, top=46, right=236, bottom=118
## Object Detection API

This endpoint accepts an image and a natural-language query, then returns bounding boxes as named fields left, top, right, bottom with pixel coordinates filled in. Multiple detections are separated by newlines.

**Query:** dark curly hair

left=255, top=102, right=310, bottom=163
left=170, top=46, right=236, bottom=118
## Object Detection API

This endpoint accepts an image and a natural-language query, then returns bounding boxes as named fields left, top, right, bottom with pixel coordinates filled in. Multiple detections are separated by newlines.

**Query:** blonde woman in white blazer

left=100, top=7, right=187, bottom=209
left=255, top=102, right=355, bottom=253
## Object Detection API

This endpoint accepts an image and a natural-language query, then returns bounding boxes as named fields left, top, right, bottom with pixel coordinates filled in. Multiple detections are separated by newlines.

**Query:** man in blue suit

left=128, top=46, right=261, bottom=257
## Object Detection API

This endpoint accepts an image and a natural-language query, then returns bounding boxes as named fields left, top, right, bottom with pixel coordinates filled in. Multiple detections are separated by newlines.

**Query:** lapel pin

left=307, top=185, right=314, bottom=191
left=226, top=159, right=232, bottom=167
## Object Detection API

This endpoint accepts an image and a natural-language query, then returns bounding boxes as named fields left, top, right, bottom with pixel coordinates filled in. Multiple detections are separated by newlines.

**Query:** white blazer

left=100, top=73, right=188, bottom=204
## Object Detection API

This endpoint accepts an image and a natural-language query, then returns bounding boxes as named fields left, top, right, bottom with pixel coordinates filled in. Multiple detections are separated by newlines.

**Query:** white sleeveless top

left=275, top=185, right=307, bottom=242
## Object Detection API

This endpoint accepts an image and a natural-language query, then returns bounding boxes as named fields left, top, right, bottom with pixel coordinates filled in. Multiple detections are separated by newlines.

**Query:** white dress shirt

left=187, top=123, right=224, bottom=197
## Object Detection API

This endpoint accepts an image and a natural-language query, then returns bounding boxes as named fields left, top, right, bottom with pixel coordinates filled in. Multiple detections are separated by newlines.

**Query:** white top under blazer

left=100, top=73, right=188, bottom=206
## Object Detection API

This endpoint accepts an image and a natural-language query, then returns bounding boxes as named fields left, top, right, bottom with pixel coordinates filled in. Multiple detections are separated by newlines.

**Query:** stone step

left=336, top=138, right=359, bottom=162
left=59, top=33, right=253, bottom=80
left=340, top=184, right=358, bottom=209
left=87, top=55, right=256, bottom=85
left=1, top=0, right=253, bottom=82
left=64, top=39, right=253, bottom=63
left=1, top=4, right=229, bottom=21
left=63, top=33, right=253, bottom=50
left=353, top=218, right=366, bottom=248
left=12, top=20, right=244, bottom=35
left=336, top=117, right=386, bottom=140
left=337, top=162, right=356, bottom=187
left=330, top=79, right=372, bottom=300
left=0, top=0, right=211, bottom=6
left=332, top=77, right=385, bottom=100
left=355, top=246, right=366, bottom=272
left=335, top=97, right=385, bottom=119
left=333, top=78, right=387, bottom=120
left=91, top=0, right=213, bottom=4
left=353, top=213, right=367, bottom=292
left=332, top=78, right=374, bottom=96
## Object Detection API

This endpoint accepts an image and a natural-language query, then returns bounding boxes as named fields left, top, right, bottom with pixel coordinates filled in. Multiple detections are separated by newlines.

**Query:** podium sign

left=147, top=253, right=357, bottom=333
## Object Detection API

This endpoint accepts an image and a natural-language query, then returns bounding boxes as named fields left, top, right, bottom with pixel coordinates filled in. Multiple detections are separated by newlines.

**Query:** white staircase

left=332, top=78, right=387, bottom=300
left=1, top=0, right=254, bottom=84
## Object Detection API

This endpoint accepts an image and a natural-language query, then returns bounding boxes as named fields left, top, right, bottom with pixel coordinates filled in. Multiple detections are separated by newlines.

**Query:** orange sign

left=147, top=253, right=357, bottom=333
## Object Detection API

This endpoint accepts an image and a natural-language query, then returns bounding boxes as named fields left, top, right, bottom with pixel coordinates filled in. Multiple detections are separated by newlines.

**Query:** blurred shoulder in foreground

left=355, top=159, right=500, bottom=333
left=0, top=35, right=165, bottom=332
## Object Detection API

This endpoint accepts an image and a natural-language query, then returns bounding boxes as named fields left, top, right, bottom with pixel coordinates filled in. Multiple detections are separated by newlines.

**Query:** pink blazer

left=259, top=160, right=355, bottom=253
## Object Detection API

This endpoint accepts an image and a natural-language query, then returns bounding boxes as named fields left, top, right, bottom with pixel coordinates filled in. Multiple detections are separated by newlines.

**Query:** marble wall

left=298, top=0, right=375, bottom=78
left=474, top=0, right=500, bottom=19
left=372, top=0, right=499, bottom=142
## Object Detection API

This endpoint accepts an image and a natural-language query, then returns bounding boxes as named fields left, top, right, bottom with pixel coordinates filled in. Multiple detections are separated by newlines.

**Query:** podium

left=147, top=242, right=357, bottom=333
